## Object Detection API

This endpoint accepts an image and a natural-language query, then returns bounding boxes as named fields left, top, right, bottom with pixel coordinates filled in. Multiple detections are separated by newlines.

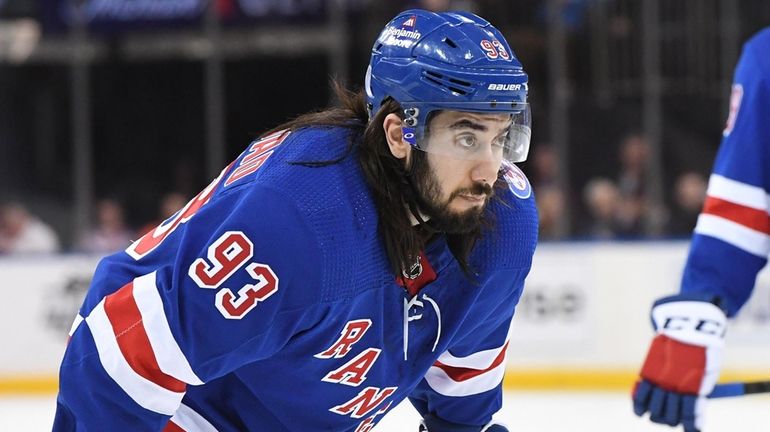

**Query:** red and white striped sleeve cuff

left=696, top=174, right=770, bottom=257
left=424, top=334, right=510, bottom=397
left=165, top=403, right=218, bottom=432
left=85, top=272, right=203, bottom=415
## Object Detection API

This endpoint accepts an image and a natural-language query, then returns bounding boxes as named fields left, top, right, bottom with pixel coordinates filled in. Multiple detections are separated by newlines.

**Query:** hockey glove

left=632, top=293, right=727, bottom=432
left=419, top=415, right=508, bottom=432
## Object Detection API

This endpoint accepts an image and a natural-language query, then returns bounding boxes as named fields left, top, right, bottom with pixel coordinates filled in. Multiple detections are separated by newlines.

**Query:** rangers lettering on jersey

left=317, top=319, right=397, bottom=430
left=322, top=348, right=382, bottom=386
left=354, top=401, right=393, bottom=432
left=330, top=387, right=398, bottom=419
left=315, top=319, right=372, bottom=359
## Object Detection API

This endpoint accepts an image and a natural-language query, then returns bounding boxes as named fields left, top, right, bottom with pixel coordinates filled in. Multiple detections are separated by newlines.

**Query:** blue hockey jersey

left=54, top=126, right=538, bottom=431
left=681, top=27, right=770, bottom=316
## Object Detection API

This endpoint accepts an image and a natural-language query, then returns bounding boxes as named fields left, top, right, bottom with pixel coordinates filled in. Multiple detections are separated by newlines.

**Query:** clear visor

left=402, top=103, right=531, bottom=163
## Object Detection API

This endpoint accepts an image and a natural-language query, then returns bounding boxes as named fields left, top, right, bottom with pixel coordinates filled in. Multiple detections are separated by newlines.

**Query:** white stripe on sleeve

left=133, top=272, right=204, bottom=385
left=423, top=359, right=507, bottom=397
left=695, top=213, right=770, bottom=257
left=169, top=403, right=219, bottom=432
left=85, top=300, right=185, bottom=415
left=68, top=314, right=84, bottom=337
left=434, top=342, right=507, bottom=369
left=707, top=174, right=770, bottom=212
left=424, top=326, right=512, bottom=397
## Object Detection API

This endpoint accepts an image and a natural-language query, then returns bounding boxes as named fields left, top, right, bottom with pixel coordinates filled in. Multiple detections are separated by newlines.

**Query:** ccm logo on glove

left=660, top=316, right=725, bottom=336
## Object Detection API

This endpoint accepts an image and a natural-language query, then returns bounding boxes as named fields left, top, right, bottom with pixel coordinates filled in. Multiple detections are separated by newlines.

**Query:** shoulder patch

left=502, top=162, right=532, bottom=199
left=723, top=83, right=743, bottom=137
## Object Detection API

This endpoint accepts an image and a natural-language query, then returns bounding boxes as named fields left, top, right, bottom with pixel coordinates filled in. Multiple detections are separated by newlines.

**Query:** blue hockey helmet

left=365, top=9, right=531, bottom=163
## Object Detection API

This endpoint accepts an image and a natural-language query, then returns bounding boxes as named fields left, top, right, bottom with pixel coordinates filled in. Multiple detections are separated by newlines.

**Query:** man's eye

left=493, top=135, right=509, bottom=149
left=456, top=135, right=477, bottom=149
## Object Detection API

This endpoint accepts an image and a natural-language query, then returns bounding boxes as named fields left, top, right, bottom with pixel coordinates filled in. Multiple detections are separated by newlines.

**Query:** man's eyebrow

left=448, top=119, right=487, bottom=131
left=449, top=119, right=512, bottom=134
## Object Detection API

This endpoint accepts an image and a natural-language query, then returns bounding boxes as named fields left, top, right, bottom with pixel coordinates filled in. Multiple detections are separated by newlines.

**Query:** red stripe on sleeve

left=163, top=420, right=185, bottom=432
left=104, top=282, right=187, bottom=393
left=702, top=196, right=770, bottom=234
left=432, top=342, right=508, bottom=382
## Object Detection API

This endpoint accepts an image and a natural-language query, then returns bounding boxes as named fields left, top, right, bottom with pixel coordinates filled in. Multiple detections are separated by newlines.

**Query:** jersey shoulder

left=740, top=27, right=770, bottom=84
left=214, top=127, right=353, bottom=196
left=211, top=126, right=374, bottom=231
left=471, top=162, right=538, bottom=272
left=225, top=126, right=388, bottom=303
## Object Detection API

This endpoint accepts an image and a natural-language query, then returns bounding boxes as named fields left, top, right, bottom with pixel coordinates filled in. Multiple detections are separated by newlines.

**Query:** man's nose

left=471, top=151, right=501, bottom=185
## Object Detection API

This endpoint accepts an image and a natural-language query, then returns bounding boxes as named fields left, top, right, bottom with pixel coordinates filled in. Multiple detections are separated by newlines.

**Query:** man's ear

left=383, top=113, right=411, bottom=160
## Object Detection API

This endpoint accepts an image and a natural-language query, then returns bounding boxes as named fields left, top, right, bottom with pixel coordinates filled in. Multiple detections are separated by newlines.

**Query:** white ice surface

left=2, top=391, right=767, bottom=431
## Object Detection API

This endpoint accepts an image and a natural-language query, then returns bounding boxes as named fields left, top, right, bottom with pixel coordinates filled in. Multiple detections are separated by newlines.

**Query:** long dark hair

left=264, top=81, right=487, bottom=278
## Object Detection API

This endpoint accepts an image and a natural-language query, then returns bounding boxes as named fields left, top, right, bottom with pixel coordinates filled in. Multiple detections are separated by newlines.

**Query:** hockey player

left=633, top=27, right=770, bottom=432
left=54, top=9, right=537, bottom=432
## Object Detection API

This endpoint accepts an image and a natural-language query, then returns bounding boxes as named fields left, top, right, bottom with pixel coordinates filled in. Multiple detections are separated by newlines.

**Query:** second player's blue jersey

left=681, top=27, right=770, bottom=315
left=55, top=126, right=538, bottom=431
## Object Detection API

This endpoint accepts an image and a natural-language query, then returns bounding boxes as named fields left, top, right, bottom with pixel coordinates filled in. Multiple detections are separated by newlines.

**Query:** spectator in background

left=616, top=132, right=651, bottom=236
left=0, top=202, right=60, bottom=254
left=536, top=186, right=566, bottom=240
left=665, top=171, right=707, bottom=236
left=159, top=192, right=187, bottom=220
left=530, top=143, right=558, bottom=188
left=530, top=144, right=567, bottom=239
left=582, top=177, right=621, bottom=239
left=75, top=198, right=133, bottom=254
left=136, top=191, right=188, bottom=238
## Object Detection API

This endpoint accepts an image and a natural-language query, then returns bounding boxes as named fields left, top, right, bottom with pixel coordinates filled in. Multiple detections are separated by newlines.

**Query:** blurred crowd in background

left=1, top=0, right=769, bottom=255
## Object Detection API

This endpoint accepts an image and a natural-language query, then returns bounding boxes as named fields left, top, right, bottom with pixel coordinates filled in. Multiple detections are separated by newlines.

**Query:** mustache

left=450, top=182, right=494, bottom=200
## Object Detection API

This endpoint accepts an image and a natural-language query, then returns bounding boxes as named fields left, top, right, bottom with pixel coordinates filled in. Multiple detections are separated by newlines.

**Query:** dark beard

left=408, top=151, right=494, bottom=234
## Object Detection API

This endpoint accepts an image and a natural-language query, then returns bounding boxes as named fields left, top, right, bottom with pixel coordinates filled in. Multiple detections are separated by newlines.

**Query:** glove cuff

left=652, top=292, right=725, bottom=310
left=651, top=293, right=727, bottom=348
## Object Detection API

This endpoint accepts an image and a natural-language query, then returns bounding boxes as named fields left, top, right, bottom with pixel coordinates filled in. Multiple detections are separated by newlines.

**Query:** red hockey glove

left=632, top=293, right=727, bottom=432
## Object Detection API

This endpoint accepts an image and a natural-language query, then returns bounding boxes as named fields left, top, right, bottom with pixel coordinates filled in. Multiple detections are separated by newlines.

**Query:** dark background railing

left=1, top=0, right=768, bottom=252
